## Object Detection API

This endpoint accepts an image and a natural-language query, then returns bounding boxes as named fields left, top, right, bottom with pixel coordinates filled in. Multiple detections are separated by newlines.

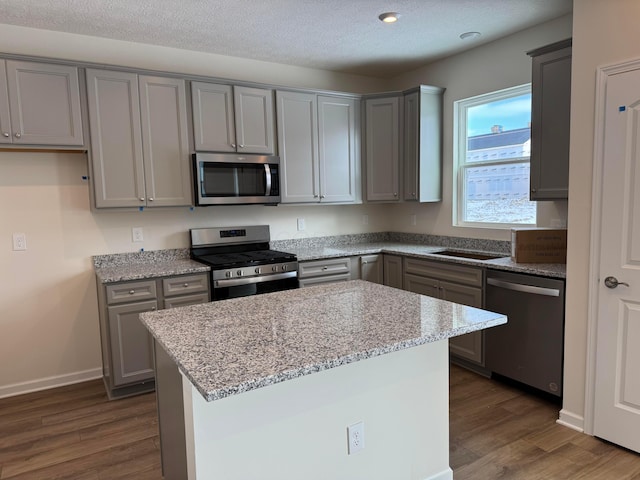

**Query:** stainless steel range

left=190, top=225, right=298, bottom=301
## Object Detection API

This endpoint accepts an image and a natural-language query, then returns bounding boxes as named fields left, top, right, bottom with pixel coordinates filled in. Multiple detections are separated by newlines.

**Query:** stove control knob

left=255, top=267, right=261, bottom=274
left=272, top=265, right=278, bottom=272
left=236, top=270, right=243, bottom=277
left=225, top=271, right=232, bottom=278
left=282, top=264, right=288, bottom=271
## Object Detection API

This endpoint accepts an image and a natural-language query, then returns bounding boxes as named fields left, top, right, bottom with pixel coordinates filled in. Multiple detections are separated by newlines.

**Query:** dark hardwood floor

left=1, top=365, right=639, bottom=479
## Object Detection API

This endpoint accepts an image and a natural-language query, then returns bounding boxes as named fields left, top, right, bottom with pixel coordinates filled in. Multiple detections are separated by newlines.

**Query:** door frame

left=584, top=56, right=640, bottom=435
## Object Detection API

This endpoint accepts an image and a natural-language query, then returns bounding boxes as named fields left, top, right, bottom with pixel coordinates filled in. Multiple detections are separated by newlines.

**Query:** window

left=454, top=85, right=536, bottom=227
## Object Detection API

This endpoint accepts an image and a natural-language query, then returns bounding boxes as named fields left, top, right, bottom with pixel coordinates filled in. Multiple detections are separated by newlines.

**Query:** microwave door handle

left=264, top=164, right=272, bottom=195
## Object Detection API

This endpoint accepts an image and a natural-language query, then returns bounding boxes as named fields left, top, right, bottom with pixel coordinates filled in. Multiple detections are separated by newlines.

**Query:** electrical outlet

left=297, top=218, right=306, bottom=231
left=132, top=227, right=144, bottom=242
left=362, top=214, right=369, bottom=225
left=347, top=421, right=365, bottom=455
left=410, top=214, right=417, bottom=226
left=12, top=233, right=27, bottom=251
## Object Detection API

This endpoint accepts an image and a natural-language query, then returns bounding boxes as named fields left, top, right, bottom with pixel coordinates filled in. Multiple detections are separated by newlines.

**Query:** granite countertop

left=140, top=280, right=507, bottom=402
left=281, top=242, right=566, bottom=279
left=93, top=248, right=210, bottom=283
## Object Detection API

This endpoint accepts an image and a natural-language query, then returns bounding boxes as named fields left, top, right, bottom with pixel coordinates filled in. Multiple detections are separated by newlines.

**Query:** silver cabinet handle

left=2, top=132, right=8, bottom=137
left=129, top=290, right=135, bottom=294
left=139, top=197, right=145, bottom=202
left=487, top=278, right=560, bottom=297
left=231, top=143, right=236, bottom=148
left=14, top=133, right=21, bottom=138
left=149, top=197, right=154, bottom=201
left=240, top=144, right=245, bottom=148
left=604, top=276, right=630, bottom=288
left=183, top=283, right=189, bottom=287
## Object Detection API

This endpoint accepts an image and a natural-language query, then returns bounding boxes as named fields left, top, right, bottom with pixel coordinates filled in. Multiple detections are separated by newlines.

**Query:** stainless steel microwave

left=193, top=153, right=281, bottom=206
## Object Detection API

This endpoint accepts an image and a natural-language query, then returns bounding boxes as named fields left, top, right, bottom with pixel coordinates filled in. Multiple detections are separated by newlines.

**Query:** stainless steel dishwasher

left=484, top=270, right=565, bottom=397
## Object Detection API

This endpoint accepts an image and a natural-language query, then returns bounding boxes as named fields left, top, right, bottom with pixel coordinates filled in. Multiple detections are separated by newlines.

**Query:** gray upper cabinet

left=192, top=82, right=275, bottom=154
left=0, top=60, right=83, bottom=146
left=528, top=39, right=572, bottom=201
left=277, top=91, right=358, bottom=204
left=403, top=86, right=443, bottom=202
left=87, top=69, right=191, bottom=208
left=365, top=95, right=401, bottom=202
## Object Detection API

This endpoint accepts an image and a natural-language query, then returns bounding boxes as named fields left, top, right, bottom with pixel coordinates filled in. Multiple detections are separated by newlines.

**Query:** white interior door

left=592, top=64, right=640, bottom=453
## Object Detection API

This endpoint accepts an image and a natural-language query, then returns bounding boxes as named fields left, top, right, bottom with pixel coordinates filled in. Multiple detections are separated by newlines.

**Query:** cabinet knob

left=240, top=144, right=245, bottom=148
left=231, top=143, right=236, bottom=148
left=149, top=197, right=154, bottom=201
left=531, top=188, right=537, bottom=193
left=14, top=132, right=21, bottom=138
left=151, top=307, right=156, bottom=311
left=393, top=192, right=398, bottom=197
left=129, top=290, right=135, bottom=294
left=362, top=261, right=368, bottom=264
left=314, top=194, right=319, bottom=198
left=139, top=197, right=145, bottom=202
left=322, top=266, right=328, bottom=270
left=183, top=283, right=189, bottom=287
left=412, top=192, right=416, bottom=196
left=320, top=195, right=325, bottom=199
left=2, top=132, right=8, bottom=137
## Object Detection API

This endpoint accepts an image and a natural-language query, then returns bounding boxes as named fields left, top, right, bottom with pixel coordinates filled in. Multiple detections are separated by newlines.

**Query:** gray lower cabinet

left=528, top=39, right=572, bottom=200
left=98, top=273, right=209, bottom=399
left=277, top=91, right=358, bottom=204
left=359, top=254, right=383, bottom=284
left=0, top=59, right=83, bottom=146
left=86, top=69, right=191, bottom=208
left=298, top=257, right=352, bottom=287
left=191, top=81, right=275, bottom=154
left=383, top=254, right=403, bottom=289
left=403, top=258, right=484, bottom=365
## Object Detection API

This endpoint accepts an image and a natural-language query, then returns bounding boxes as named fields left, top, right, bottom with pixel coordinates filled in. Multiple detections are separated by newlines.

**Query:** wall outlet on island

left=347, top=421, right=365, bottom=455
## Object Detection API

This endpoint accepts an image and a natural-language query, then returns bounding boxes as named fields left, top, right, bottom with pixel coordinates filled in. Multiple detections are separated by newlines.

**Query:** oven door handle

left=215, top=271, right=297, bottom=288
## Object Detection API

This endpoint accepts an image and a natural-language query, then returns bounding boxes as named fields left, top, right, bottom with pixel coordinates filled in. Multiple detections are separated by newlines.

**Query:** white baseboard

left=425, top=467, right=454, bottom=480
left=0, top=368, right=103, bottom=399
left=556, top=409, right=585, bottom=432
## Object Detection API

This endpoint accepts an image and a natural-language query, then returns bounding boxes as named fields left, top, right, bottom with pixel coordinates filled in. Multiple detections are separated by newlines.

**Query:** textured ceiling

left=0, top=0, right=572, bottom=78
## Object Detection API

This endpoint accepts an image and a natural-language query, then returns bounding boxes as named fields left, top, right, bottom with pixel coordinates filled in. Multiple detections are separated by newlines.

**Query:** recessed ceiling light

left=459, top=31, right=481, bottom=40
left=379, top=12, right=400, bottom=23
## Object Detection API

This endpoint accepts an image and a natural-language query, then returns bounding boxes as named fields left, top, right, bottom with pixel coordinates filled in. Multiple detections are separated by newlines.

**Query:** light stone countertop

left=140, top=280, right=507, bottom=402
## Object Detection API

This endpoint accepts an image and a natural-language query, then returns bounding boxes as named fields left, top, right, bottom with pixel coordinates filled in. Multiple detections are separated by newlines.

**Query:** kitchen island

left=141, top=280, right=506, bottom=480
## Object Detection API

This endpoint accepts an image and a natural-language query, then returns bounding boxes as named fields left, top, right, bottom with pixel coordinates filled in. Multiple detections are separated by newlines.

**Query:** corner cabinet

left=97, top=273, right=210, bottom=399
left=86, top=69, right=191, bottom=208
left=191, top=81, right=275, bottom=154
left=364, top=95, right=401, bottom=202
left=0, top=60, right=83, bottom=146
left=276, top=90, right=359, bottom=204
left=403, top=86, right=443, bottom=202
left=528, top=39, right=572, bottom=201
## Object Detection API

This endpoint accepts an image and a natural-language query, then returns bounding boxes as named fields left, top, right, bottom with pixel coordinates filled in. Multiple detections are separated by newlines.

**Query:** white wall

left=387, top=15, right=572, bottom=240
left=560, top=0, right=640, bottom=430
left=0, top=25, right=390, bottom=396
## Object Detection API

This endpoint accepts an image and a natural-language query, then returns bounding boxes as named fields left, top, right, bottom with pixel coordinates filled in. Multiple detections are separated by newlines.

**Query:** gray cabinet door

left=318, top=95, right=357, bottom=203
left=0, top=62, right=11, bottom=144
left=403, top=86, right=443, bottom=202
left=107, top=299, right=157, bottom=386
left=360, top=254, right=383, bottom=284
left=529, top=41, right=572, bottom=200
left=191, top=81, right=236, bottom=152
left=139, top=75, right=191, bottom=207
left=5, top=60, right=83, bottom=145
left=441, top=282, right=484, bottom=364
left=365, top=96, right=400, bottom=201
left=404, top=273, right=440, bottom=298
left=277, top=91, right=319, bottom=203
left=87, top=69, right=146, bottom=208
left=234, top=86, right=275, bottom=154
left=383, top=254, right=403, bottom=289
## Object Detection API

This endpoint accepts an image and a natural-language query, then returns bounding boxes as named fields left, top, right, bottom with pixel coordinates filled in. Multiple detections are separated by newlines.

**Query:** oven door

left=194, top=153, right=280, bottom=205
left=212, top=272, right=298, bottom=301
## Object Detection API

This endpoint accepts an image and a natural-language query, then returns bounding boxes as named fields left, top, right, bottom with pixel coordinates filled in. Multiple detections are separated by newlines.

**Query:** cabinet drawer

left=164, top=292, right=210, bottom=309
left=298, top=257, right=352, bottom=279
left=404, top=258, right=483, bottom=287
left=299, top=273, right=352, bottom=288
left=162, top=274, right=209, bottom=297
left=106, top=280, right=157, bottom=305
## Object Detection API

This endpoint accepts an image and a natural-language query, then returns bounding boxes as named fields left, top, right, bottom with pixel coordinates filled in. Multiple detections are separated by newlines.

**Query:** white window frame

left=453, top=84, right=536, bottom=229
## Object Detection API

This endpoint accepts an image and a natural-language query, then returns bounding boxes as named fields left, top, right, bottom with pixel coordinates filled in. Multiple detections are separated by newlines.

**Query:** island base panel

left=182, top=341, right=453, bottom=480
